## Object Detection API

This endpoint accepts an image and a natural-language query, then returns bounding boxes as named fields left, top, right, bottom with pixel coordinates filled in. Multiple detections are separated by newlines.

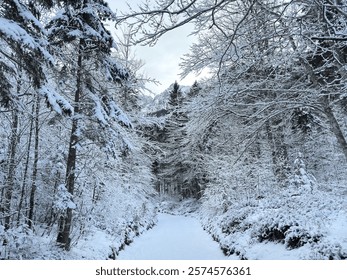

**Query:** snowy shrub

left=53, top=184, right=76, bottom=211
left=256, top=216, right=322, bottom=250
left=201, top=184, right=231, bottom=215
left=289, top=152, right=317, bottom=193
left=200, top=180, right=346, bottom=260
left=257, top=223, right=290, bottom=244
left=309, top=241, right=347, bottom=260
left=219, top=206, right=254, bottom=236
left=0, top=225, right=35, bottom=260
left=285, top=226, right=321, bottom=249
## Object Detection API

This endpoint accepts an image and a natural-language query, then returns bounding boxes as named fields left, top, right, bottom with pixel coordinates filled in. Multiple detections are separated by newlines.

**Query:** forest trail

left=117, top=213, right=229, bottom=260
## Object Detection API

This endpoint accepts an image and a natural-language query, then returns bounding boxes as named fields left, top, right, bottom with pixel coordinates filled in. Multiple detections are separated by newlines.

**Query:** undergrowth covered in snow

left=1, top=187, right=157, bottom=260
left=200, top=185, right=347, bottom=260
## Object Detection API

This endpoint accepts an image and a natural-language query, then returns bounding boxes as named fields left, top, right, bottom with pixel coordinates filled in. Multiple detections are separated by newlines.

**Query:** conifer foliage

left=47, top=0, right=127, bottom=250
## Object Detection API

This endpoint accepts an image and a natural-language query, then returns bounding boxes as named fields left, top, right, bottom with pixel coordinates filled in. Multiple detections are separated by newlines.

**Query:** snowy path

left=117, top=213, right=228, bottom=260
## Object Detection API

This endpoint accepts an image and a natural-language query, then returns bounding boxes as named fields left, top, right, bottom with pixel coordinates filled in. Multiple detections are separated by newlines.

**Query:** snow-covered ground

left=117, top=213, right=234, bottom=260
left=2, top=193, right=344, bottom=260
left=65, top=196, right=347, bottom=260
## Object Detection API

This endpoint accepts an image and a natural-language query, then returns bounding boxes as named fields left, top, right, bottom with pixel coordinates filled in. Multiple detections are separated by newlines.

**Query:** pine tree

left=47, top=0, right=129, bottom=250
left=154, top=82, right=204, bottom=198
left=0, top=0, right=56, bottom=230
left=0, top=0, right=71, bottom=112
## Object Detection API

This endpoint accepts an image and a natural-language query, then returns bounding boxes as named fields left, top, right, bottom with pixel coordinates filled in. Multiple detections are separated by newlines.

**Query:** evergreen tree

left=0, top=0, right=61, bottom=231
left=153, top=82, right=203, bottom=198
left=0, top=0, right=71, bottom=112
left=169, top=81, right=182, bottom=107
left=47, top=0, right=129, bottom=250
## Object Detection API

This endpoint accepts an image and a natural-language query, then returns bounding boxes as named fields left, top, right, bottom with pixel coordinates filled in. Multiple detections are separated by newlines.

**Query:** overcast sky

left=106, top=0, right=203, bottom=95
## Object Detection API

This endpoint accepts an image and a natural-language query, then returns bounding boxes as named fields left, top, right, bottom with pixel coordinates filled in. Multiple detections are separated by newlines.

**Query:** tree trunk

left=3, top=110, right=19, bottom=230
left=322, top=97, right=347, bottom=160
left=266, top=119, right=290, bottom=187
left=56, top=45, right=82, bottom=250
left=17, top=102, right=34, bottom=225
left=2, top=72, right=22, bottom=230
left=27, top=93, right=40, bottom=229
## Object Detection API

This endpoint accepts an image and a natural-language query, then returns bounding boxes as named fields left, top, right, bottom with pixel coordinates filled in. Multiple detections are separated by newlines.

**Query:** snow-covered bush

left=199, top=164, right=346, bottom=260
left=53, top=184, right=76, bottom=211
left=309, top=240, right=347, bottom=260
left=289, top=152, right=317, bottom=193
left=0, top=225, right=36, bottom=260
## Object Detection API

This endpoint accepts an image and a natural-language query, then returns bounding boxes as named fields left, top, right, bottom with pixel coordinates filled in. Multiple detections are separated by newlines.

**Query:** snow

left=109, top=101, right=132, bottom=128
left=1, top=0, right=347, bottom=263
left=68, top=226, right=119, bottom=260
left=53, top=184, right=76, bottom=211
left=39, top=84, right=73, bottom=115
left=242, top=242, right=310, bottom=260
left=326, top=210, right=347, bottom=249
left=93, top=96, right=109, bottom=125
left=117, top=213, right=233, bottom=260
left=1, top=193, right=345, bottom=260
left=0, top=18, right=53, bottom=63
left=0, top=18, right=38, bottom=49
left=17, top=1, right=46, bottom=33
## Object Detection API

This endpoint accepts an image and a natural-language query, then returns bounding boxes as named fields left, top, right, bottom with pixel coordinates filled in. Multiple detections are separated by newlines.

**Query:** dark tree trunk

left=56, top=45, right=82, bottom=250
left=3, top=110, right=19, bottom=230
left=266, top=119, right=290, bottom=187
left=3, top=72, right=21, bottom=230
left=322, top=97, right=347, bottom=160
left=17, top=102, right=34, bottom=225
left=28, top=93, right=40, bottom=229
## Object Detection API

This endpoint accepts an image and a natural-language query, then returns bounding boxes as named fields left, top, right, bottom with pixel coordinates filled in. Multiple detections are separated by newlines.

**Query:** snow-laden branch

left=116, top=0, right=233, bottom=45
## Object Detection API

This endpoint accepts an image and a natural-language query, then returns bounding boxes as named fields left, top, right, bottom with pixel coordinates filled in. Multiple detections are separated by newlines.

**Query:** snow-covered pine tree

left=46, top=0, right=130, bottom=250
left=179, top=82, right=206, bottom=197
left=161, top=82, right=187, bottom=196
left=0, top=0, right=72, bottom=112
left=152, top=81, right=203, bottom=198
left=0, top=0, right=68, bottom=232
